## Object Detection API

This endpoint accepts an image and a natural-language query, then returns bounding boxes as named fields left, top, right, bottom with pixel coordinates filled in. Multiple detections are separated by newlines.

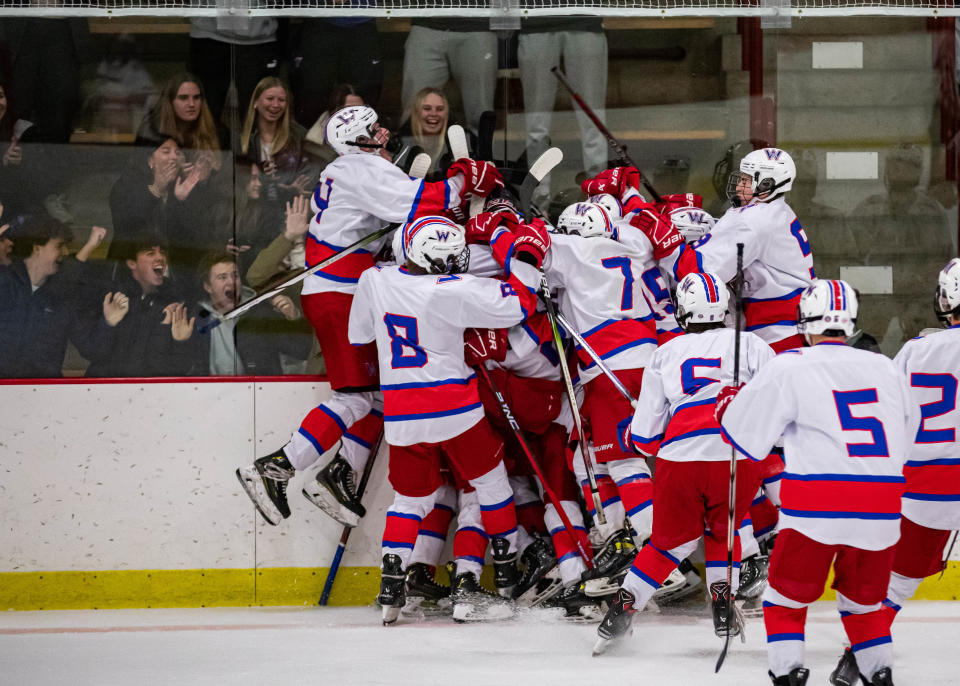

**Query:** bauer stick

left=716, top=242, right=746, bottom=673
left=474, top=363, right=592, bottom=567
left=446, top=124, right=488, bottom=220
left=319, top=428, right=385, bottom=606
left=551, top=67, right=661, bottom=204
left=538, top=274, right=605, bottom=525
left=223, top=152, right=432, bottom=321
left=553, top=311, right=637, bottom=409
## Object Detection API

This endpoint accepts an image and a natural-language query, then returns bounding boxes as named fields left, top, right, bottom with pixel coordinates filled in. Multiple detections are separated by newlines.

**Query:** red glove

left=655, top=192, right=703, bottom=214
left=630, top=208, right=684, bottom=260
left=512, top=218, right=551, bottom=269
left=464, top=327, right=509, bottom=366
left=465, top=210, right=519, bottom=245
left=714, top=384, right=742, bottom=423
left=581, top=166, right=640, bottom=198
left=447, top=159, right=503, bottom=198
left=443, top=201, right=469, bottom=226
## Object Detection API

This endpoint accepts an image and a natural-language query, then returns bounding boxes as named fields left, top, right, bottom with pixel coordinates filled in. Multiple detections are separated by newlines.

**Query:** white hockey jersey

left=543, top=233, right=658, bottom=384
left=894, top=324, right=960, bottom=530
left=721, top=342, right=919, bottom=550
left=303, top=153, right=464, bottom=296
left=348, top=262, right=539, bottom=446
left=664, top=196, right=815, bottom=350
left=616, top=221, right=683, bottom=344
left=631, top=328, right=774, bottom=460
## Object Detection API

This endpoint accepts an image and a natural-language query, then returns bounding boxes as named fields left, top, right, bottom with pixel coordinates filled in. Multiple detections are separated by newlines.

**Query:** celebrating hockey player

left=593, top=271, right=774, bottom=655
left=347, top=214, right=549, bottom=624
left=716, top=280, right=918, bottom=686
left=236, top=105, right=502, bottom=528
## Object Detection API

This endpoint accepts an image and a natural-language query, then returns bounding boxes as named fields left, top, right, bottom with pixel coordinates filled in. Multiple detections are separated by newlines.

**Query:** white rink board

left=0, top=381, right=393, bottom=573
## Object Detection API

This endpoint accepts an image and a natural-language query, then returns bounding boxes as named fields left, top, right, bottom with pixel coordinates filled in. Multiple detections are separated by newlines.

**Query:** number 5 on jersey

left=832, top=389, right=889, bottom=457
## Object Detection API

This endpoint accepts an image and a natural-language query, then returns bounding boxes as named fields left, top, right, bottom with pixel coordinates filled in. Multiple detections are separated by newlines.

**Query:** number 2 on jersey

left=911, top=372, right=958, bottom=444
left=602, top=256, right=634, bottom=311
left=832, top=389, right=889, bottom=457
left=384, top=313, right=427, bottom=368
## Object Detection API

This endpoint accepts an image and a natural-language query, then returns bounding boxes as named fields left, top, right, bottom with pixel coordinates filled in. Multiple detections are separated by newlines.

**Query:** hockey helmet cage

left=935, top=257, right=960, bottom=325
left=403, top=215, right=470, bottom=275
left=557, top=202, right=615, bottom=239
left=675, top=272, right=729, bottom=329
left=669, top=206, right=716, bottom=244
left=588, top=193, right=623, bottom=221
left=484, top=185, right=522, bottom=219
left=726, top=147, right=796, bottom=206
left=325, top=105, right=381, bottom=156
left=797, top=279, right=859, bottom=340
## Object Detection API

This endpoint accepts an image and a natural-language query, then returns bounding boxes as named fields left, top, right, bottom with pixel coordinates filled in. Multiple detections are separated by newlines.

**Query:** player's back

left=894, top=325, right=960, bottom=529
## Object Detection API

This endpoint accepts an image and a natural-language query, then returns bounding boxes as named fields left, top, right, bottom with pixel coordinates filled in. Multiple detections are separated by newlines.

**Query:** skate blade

left=401, top=596, right=452, bottom=617
left=236, top=468, right=282, bottom=526
left=517, top=578, right=564, bottom=607
left=452, top=602, right=515, bottom=623
left=592, top=636, right=613, bottom=656
left=583, top=576, right=622, bottom=598
left=382, top=605, right=402, bottom=625
left=564, top=605, right=604, bottom=623
left=302, top=485, right=360, bottom=527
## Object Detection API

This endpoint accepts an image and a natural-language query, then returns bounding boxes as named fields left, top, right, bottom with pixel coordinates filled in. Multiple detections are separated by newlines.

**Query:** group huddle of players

left=236, top=104, right=960, bottom=686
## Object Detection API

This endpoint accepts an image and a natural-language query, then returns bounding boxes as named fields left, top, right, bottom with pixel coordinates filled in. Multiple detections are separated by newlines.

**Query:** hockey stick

left=551, top=67, right=662, bottom=204
left=941, top=531, right=958, bottom=579
left=538, top=273, right=605, bottom=525
left=446, top=124, right=487, bottom=220
left=553, top=311, right=637, bottom=409
left=475, top=363, right=592, bottom=567
left=478, top=110, right=496, bottom=163
left=716, top=242, right=746, bottom=673
left=223, top=152, right=432, bottom=321
left=519, top=147, right=563, bottom=220
left=319, top=428, right=385, bottom=606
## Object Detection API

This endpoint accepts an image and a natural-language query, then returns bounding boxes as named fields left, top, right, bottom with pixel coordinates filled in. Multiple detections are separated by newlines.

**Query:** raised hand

left=162, top=302, right=196, bottom=341
left=284, top=194, right=311, bottom=241
left=102, top=292, right=130, bottom=327
left=174, top=165, right=203, bottom=201
left=3, top=136, right=21, bottom=167
left=270, top=294, right=299, bottom=321
left=77, top=226, right=108, bottom=262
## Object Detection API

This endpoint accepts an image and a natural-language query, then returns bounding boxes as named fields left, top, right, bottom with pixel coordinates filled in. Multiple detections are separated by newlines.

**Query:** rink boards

left=0, top=378, right=957, bottom=611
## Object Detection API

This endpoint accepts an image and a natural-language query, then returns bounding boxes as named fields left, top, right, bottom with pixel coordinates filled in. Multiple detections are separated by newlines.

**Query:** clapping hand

left=174, top=164, right=203, bottom=201
left=3, top=136, right=21, bottom=167
left=225, top=237, right=251, bottom=256
left=162, top=302, right=196, bottom=341
left=102, top=292, right=130, bottom=327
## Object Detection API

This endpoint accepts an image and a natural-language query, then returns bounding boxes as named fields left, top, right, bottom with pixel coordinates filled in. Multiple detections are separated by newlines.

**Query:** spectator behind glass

left=398, top=87, right=451, bottom=175
left=84, top=234, right=197, bottom=378
left=194, top=252, right=312, bottom=375
left=0, top=217, right=122, bottom=378
left=304, top=84, right=364, bottom=168
left=0, top=80, right=52, bottom=218
left=237, top=77, right=319, bottom=251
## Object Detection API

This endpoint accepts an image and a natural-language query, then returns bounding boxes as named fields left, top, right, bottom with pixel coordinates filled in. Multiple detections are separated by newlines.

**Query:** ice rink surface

left=1, top=601, right=957, bottom=685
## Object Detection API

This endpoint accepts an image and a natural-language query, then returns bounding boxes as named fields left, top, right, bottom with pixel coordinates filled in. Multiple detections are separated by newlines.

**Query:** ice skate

left=451, top=567, right=515, bottom=623
left=710, top=581, right=746, bottom=642
left=653, top=559, right=703, bottom=603
left=863, top=667, right=894, bottom=686
left=491, top=536, right=519, bottom=599
left=513, top=535, right=561, bottom=604
left=378, top=554, right=406, bottom=626
left=302, top=453, right=364, bottom=528
left=592, top=588, right=637, bottom=656
left=769, top=668, right=810, bottom=685
left=401, top=563, right=451, bottom=617
left=581, top=528, right=637, bottom=598
left=829, top=647, right=860, bottom=686
left=236, top=449, right=294, bottom=526
left=543, top=582, right=603, bottom=622
left=736, top=553, right=769, bottom=597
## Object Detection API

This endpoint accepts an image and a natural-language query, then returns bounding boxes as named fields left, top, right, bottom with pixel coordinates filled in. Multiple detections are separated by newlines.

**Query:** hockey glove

left=512, top=218, right=550, bottom=269
left=464, top=327, right=509, bottom=366
left=714, top=384, right=742, bottom=423
left=655, top=192, right=704, bottom=214
left=581, top=166, right=640, bottom=199
left=447, top=158, right=503, bottom=198
left=443, top=201, right=469, bottom=226
left=465, top=210, right=520, bottom=245
left=629, top=208, right=684, bottom=261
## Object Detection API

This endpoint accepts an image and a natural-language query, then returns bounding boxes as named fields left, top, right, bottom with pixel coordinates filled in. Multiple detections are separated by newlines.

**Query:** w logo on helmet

left=435, top=231, right=451, bottom=242
left=688, top=211, right=706, bottom=224
left=336, top=111, right=356, bottom=124
left=764, top=149, right=783, bottom=161
left=574, top=204, right=590, bottom=216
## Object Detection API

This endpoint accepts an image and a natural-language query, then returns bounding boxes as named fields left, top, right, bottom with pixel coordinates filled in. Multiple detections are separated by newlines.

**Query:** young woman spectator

left=398, top=87, right=454, bottom=178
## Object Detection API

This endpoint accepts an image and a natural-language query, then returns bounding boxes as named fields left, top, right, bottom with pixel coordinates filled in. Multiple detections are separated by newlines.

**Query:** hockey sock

left=468, top=462, right=519, bottom=554
left=607, top=458, right=653, bottom=542
left=382, top=490, right=438, bottom=570
left=880, top=572, right=922, bottom=629
left=739, top=515, right=761, bottom=560
left=544, top=499, right=591, bottom=585
left=621, top=538, right=699, bottom=612
left=704, top=530, right=742, bottom=591
left=409, top=484, right=456, bottom=568
left=762, top=586, right=808, bottom=678
left=285, top=391, right=378, bottom=470
left=750, top=492, right=779, bottom=541
left=453, top=489, right=487, bottom=579
left=838, top=593, right=892, bottom=679
left=511, top=476, right=547, bottom=537
left=582, top=475, right=627, bottom=541
left=338, top=408, right=384, bottom=472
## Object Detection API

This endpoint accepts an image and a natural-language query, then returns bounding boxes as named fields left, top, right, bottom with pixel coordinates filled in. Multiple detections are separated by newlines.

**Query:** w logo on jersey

left=764, top=149, right=783, bottom=161
left=434, top=230, right=451, bottom=242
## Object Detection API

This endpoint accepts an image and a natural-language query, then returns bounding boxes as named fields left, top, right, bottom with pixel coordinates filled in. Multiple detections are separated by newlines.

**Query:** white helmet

left=727, top=147, right=795, bottom=206
left=557, top=202, right=615, bottom=239
left=588, top=193, right=623, bottom=221
left=797, top=279, right=859, bottom=341
left=325, top=105, right=381, bottom=156
left=675, top=272, right=729, bottom=329
left=402, top=215, right=470, bottom=275
left=669, top=206, right=716, bottom=244
left=935, top=257, right=960, bottom=325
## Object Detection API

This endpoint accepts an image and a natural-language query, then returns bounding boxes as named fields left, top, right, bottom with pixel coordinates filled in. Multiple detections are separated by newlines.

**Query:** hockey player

left=866, top=259, right=960, bottom=682
left=593, top=272, right=775, bottom=656
left=716, top=279, right=918, bottom=686
left=347, top=214, right=549, bottom=624
left=236, top=105, right=502, bottom=528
